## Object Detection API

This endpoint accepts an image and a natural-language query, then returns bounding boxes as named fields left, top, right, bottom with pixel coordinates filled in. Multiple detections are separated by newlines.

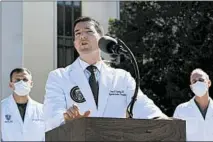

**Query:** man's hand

left=63, top=104, right=91, bottom=121
left=152, top=114, right=172, bottom=120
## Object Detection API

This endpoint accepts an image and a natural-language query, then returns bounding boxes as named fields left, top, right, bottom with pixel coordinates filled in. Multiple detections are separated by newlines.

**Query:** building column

left=23, top=2, right=57, bottom=103
left=82, top=1, right=120, bottom=60
left=82, top=1, right=120, bottom=33
left=0, top=1, right=23, bottom=99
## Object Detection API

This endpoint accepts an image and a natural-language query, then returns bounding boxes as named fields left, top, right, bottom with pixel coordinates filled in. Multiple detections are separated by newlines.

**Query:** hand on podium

left=63, top=104, right=91, bottom=122
left=152, top=114, right=172, bottom=120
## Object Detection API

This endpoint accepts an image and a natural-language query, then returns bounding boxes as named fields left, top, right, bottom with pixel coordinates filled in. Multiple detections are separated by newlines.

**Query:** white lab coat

left=44, top=57, right=165, bottom=132
left=173, top=97, right=213, bottom=141
left=1, top=95, right=45, bottom=141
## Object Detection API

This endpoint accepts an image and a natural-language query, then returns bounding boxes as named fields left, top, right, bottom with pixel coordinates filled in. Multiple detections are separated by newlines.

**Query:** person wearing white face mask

left=173, top=68, right=213, bottom=141
left=1, top=68, right=45, bottom=141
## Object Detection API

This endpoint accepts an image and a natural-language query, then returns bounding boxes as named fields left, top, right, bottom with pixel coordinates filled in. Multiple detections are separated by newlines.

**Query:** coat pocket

left=185, top=118, right=198, bottom=134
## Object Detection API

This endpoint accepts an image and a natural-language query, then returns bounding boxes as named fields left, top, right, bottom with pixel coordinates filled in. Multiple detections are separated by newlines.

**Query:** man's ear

left=208, top=80, right=211, bottom=88
left=189, top=84, right=192, bottom=89
left=74, top=40, right=77, bottom=48
left=30, top=81, right=33, bottom=88
left=9, top=82, right=13, bottom=89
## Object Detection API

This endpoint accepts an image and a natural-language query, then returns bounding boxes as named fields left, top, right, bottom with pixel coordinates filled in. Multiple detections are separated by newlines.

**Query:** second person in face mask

left=1, top=68, right=45, bottom=141
left=173, top=68, right=213, bottom=141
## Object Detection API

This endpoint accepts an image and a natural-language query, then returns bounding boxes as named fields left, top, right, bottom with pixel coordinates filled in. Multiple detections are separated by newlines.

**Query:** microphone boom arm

left=117, top=38, right=140, bottom=119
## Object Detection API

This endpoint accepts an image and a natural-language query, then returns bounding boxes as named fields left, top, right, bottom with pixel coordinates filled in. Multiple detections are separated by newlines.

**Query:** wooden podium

left=46, top=117, right=185, bottom=141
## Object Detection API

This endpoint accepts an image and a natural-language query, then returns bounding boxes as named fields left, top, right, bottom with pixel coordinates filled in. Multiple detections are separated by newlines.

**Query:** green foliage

left=108, top=1, right=213, bottom=116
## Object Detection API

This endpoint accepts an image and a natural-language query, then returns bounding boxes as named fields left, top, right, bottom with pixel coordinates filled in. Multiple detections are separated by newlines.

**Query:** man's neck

left=195, top=93, right=209, bottom=111
left=13, top=93, right=28, bottom=104
left=80, top=54, right=101, bottom=65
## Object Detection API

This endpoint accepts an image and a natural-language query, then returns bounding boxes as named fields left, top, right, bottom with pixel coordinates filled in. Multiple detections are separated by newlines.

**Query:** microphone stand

left=116, top=38, right=140, bottom=119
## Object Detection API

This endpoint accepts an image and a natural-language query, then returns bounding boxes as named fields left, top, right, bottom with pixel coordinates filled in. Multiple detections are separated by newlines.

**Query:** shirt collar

left=78, top=57, right=102, bottom=72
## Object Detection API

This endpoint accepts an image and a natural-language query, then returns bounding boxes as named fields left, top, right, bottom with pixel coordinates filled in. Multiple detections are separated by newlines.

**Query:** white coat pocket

left=104, top=94, right=127, bottom=117
left=185, top=117, right=198, bottom=134
left=205, top=119, right=213, bottom=136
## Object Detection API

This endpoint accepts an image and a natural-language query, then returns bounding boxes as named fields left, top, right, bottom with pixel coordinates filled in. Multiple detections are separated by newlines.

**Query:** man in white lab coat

left=173, top=68, right=213, bottom=141
left=1, top=68, right=45, bottom=141
left=44, top=16, right=168, bottom=132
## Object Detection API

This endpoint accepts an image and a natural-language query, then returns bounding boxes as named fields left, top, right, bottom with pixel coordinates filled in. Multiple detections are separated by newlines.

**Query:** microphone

left=98, top=35, right=141, bottom=119
left=98, top=36, right=128, bottom=55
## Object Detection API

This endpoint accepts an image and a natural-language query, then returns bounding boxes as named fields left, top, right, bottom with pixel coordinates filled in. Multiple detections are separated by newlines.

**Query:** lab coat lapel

left=204, top=98, right=213, bottom=120
left=97, top=63, right=114, bottom=117
left=9, top=95, right=23, bottom=126
left=69, top=58, right=97, bottom=115
left=189, top=97, right=204, bottom=120
left=24, top=96, right=33, bottom=124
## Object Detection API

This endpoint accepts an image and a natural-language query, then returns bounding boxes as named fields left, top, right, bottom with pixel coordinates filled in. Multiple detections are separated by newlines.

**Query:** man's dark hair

left=73, top=16, right=104, bottom=36
left=10, top=68, right=32, bottom=82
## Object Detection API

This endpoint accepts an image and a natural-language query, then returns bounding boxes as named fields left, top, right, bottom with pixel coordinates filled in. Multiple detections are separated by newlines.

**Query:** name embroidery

left=109, top=90, right=126, bottom=96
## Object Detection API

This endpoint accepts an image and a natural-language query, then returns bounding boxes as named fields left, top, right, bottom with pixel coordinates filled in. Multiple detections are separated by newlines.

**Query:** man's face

left=190, top=72, right=211, bottom=87
left=9, top=71, right=33, bottom=90
left=74, top=21, right=101, bottom=56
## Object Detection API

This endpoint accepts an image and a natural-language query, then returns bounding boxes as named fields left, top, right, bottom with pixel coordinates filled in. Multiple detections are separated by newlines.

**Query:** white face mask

left=14, top=80, right=31, bottom=96
left=190, top=81, right=208, bottom=97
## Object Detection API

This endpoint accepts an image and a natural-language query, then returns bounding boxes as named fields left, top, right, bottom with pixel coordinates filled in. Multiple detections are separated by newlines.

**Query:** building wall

left=0, top=2, right=2, bottom=140
left=0, top=2, right=2, bottom=102
left=23, top=2, right=57, bottom=103
left=0, top=1, right=119, bottom=103
left=0, top=2, right=23, bottom=100
left=82, top=1, right=119, bottom=34
left=82, top=1, right=120, bottom=60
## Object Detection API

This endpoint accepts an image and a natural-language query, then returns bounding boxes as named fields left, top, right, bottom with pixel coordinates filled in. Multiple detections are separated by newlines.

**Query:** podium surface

left=46, top=117, right=185, bottom=141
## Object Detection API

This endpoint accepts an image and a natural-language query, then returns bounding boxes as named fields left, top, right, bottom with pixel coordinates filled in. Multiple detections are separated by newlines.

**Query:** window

left=57, top=1, right=81, bottom=68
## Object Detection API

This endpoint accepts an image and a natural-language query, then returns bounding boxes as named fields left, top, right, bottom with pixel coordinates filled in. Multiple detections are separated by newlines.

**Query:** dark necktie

left=86, top=65, right=99, bottom=107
